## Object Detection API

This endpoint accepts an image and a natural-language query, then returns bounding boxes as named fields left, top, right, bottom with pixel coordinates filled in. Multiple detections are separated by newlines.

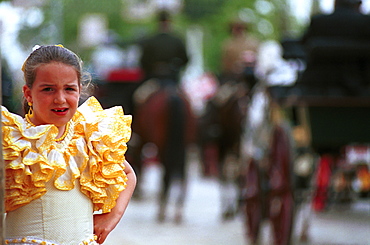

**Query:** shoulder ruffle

left=2, top=106, right=59, bottom=212
left=75, top=97, right=132, bottom=213
left=3, top=97, right=132, bottom=213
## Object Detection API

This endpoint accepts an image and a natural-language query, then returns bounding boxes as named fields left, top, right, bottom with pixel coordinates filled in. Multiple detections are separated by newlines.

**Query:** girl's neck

left=25, top=114, right=70, bottom=142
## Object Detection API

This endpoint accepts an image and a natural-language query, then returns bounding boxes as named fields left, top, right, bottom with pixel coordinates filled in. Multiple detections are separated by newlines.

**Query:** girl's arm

left=93, top=160, right=137, bottom=244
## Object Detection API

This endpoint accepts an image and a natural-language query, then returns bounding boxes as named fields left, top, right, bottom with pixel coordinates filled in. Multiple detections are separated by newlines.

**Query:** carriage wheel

left=269, top=125, right=294, bottom=245
left=243, top=159, right=263, bottom=244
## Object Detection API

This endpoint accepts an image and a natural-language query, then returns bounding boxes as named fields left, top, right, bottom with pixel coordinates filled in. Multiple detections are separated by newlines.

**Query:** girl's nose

left=54, top=91, right=66, bottom=104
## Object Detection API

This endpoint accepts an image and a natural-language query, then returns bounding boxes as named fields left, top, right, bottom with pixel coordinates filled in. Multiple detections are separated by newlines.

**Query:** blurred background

left=1, top=0, right=370, bottom=110
left=1, top=0, right=370, bottom=244
left=1, top=0, right=369, bottom=112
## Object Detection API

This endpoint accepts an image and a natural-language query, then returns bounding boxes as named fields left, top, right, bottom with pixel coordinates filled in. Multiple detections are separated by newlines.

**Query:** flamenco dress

left=3, top=97, right=132, bottom=245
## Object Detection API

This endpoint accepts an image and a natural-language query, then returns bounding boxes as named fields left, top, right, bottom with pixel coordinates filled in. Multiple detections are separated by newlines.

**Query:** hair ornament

left=32, top=45, right=41, bottom=51
left=21, top=62, right=25, bottom=72
left=21, top=45, right=41, bottom=72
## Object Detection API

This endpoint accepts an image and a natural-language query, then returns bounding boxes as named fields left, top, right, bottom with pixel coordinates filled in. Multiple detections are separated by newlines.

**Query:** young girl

left=3, top=45, right=136, bottom=244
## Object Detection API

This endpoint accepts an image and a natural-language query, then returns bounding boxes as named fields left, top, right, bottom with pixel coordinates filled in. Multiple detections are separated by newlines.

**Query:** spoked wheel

left=243, top=159, right=264, bottom=244
left=270, top=192, right=295, bottom=245
left=269, top=125, right=295, bottom=245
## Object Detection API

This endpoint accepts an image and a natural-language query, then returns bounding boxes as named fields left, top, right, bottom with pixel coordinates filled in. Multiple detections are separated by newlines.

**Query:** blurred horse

left=129, top=79, right=196, bottom=223
left=198, top=80, right=249, bottom=219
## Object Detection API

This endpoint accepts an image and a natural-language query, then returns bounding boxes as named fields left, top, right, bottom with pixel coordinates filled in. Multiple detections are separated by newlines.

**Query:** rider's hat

left=336, top=0, right=362, bottom=4
left=157, top=10, right=171, bottom=22
left=229, top=17, right=249, bottom=31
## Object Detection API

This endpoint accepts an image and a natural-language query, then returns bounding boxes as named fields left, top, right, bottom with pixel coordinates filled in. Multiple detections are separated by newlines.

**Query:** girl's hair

left=22, top=45, right=92, bottom=114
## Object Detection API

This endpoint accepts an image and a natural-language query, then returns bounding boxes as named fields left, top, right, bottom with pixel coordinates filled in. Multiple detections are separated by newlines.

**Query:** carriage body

left=241, top=39, right=370, bottom=244
left=306, top=104, right=369, bottom=149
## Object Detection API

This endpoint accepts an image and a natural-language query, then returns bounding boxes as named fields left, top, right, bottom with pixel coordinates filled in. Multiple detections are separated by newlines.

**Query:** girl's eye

left=66, top=87, right=77, bottom=91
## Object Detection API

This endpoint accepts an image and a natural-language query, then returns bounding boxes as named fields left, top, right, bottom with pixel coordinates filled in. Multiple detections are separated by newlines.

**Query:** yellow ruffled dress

left=3, top=97, right=132, bottom=245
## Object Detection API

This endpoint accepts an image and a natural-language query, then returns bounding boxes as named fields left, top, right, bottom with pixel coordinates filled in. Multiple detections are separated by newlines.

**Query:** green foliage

left=15, top=0, right=300, bottom=74
left=183, top=0, right=225, bottom=20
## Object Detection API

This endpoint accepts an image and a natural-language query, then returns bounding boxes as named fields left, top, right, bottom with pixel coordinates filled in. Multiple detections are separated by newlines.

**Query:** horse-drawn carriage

left=239, top=39, right=370, bottom=244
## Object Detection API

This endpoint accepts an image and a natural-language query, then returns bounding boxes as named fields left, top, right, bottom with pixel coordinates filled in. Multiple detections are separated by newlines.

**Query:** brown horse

left=128, top=81, right=196, bottom=223
left=198, top=81, right=249, bottom=219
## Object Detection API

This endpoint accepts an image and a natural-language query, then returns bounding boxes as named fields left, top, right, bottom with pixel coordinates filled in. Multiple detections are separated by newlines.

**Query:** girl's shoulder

left=1, top=105, right=56, bottom=141
left=74, top=96, right=132, bottom=139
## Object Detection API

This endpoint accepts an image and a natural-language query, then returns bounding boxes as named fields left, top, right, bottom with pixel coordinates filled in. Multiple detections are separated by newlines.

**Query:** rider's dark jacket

left=139, top=32, right=189, bottom=85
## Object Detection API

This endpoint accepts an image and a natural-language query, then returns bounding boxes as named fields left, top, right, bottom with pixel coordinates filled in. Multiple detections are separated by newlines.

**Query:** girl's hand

left=93, top=211, right=121, bottom=244
left=94, top=160, right=136, bottom=244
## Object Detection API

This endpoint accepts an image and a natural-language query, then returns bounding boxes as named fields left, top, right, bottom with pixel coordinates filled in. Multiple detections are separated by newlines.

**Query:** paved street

left=305, top=201, right=370, bottom=245
left=105, top=159, right=246, bottom=245
left=105, top=157, right=370, bottom=245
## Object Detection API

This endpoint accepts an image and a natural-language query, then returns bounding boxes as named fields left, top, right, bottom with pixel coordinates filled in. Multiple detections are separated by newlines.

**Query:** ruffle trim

left=3, top=97, right=132, bottom=213
left=5, top=234, right=98, bottom=245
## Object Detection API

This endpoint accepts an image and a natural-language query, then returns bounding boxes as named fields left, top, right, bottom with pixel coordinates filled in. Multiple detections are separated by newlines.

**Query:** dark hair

left=157, top=10, right=170, bottom=22
left=22, top=45, right=92, bottom=114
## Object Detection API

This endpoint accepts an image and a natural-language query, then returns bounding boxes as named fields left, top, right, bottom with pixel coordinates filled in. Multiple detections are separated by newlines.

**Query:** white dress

left=3, top=97, right=132, bottom=245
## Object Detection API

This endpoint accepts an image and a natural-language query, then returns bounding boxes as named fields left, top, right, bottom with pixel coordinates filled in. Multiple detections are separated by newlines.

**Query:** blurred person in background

left=131, top=10, right=193, bottom=223
left=139, top=10, right=189, bottom=86
left=198, top=18, right=260, bottom=221
left=298, top=0, right=370, bottom=96
left=91, top=31, right=125, bottom=82
left=90, top=31, right=142, bottom=115
left=220, top=17, right=260, bottom=89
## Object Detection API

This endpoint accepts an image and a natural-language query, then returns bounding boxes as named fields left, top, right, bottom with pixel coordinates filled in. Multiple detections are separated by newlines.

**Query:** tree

left=16, top=0, right=301, bottom=73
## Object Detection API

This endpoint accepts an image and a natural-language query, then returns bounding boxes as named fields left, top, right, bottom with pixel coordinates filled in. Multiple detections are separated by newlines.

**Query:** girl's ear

left=22, top=85, right=32, bottom=103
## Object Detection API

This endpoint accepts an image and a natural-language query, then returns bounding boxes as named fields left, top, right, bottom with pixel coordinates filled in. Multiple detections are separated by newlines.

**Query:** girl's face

left=23, top=62, right=81, bottom=129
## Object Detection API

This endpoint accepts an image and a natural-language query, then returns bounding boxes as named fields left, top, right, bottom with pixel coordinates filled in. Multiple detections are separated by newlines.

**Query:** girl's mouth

left=52, top=108, right=68, bottom=113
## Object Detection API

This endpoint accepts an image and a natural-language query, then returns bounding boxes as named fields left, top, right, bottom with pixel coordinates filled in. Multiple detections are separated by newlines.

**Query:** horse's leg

left=158, top=168, right=171, bottom=222
left=175, top=178, right=187, bottom=224
left=219, top=153, right=240, bottom=220
left=163, top=92, right=188, bottom=223
left=217, top=135, right=241, bottom=220
left=158, top=169, right=187, bottom=224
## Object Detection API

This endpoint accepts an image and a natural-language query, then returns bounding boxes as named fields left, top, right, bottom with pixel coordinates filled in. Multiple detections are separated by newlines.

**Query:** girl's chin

left=52, top=118, right=72, bottom=127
